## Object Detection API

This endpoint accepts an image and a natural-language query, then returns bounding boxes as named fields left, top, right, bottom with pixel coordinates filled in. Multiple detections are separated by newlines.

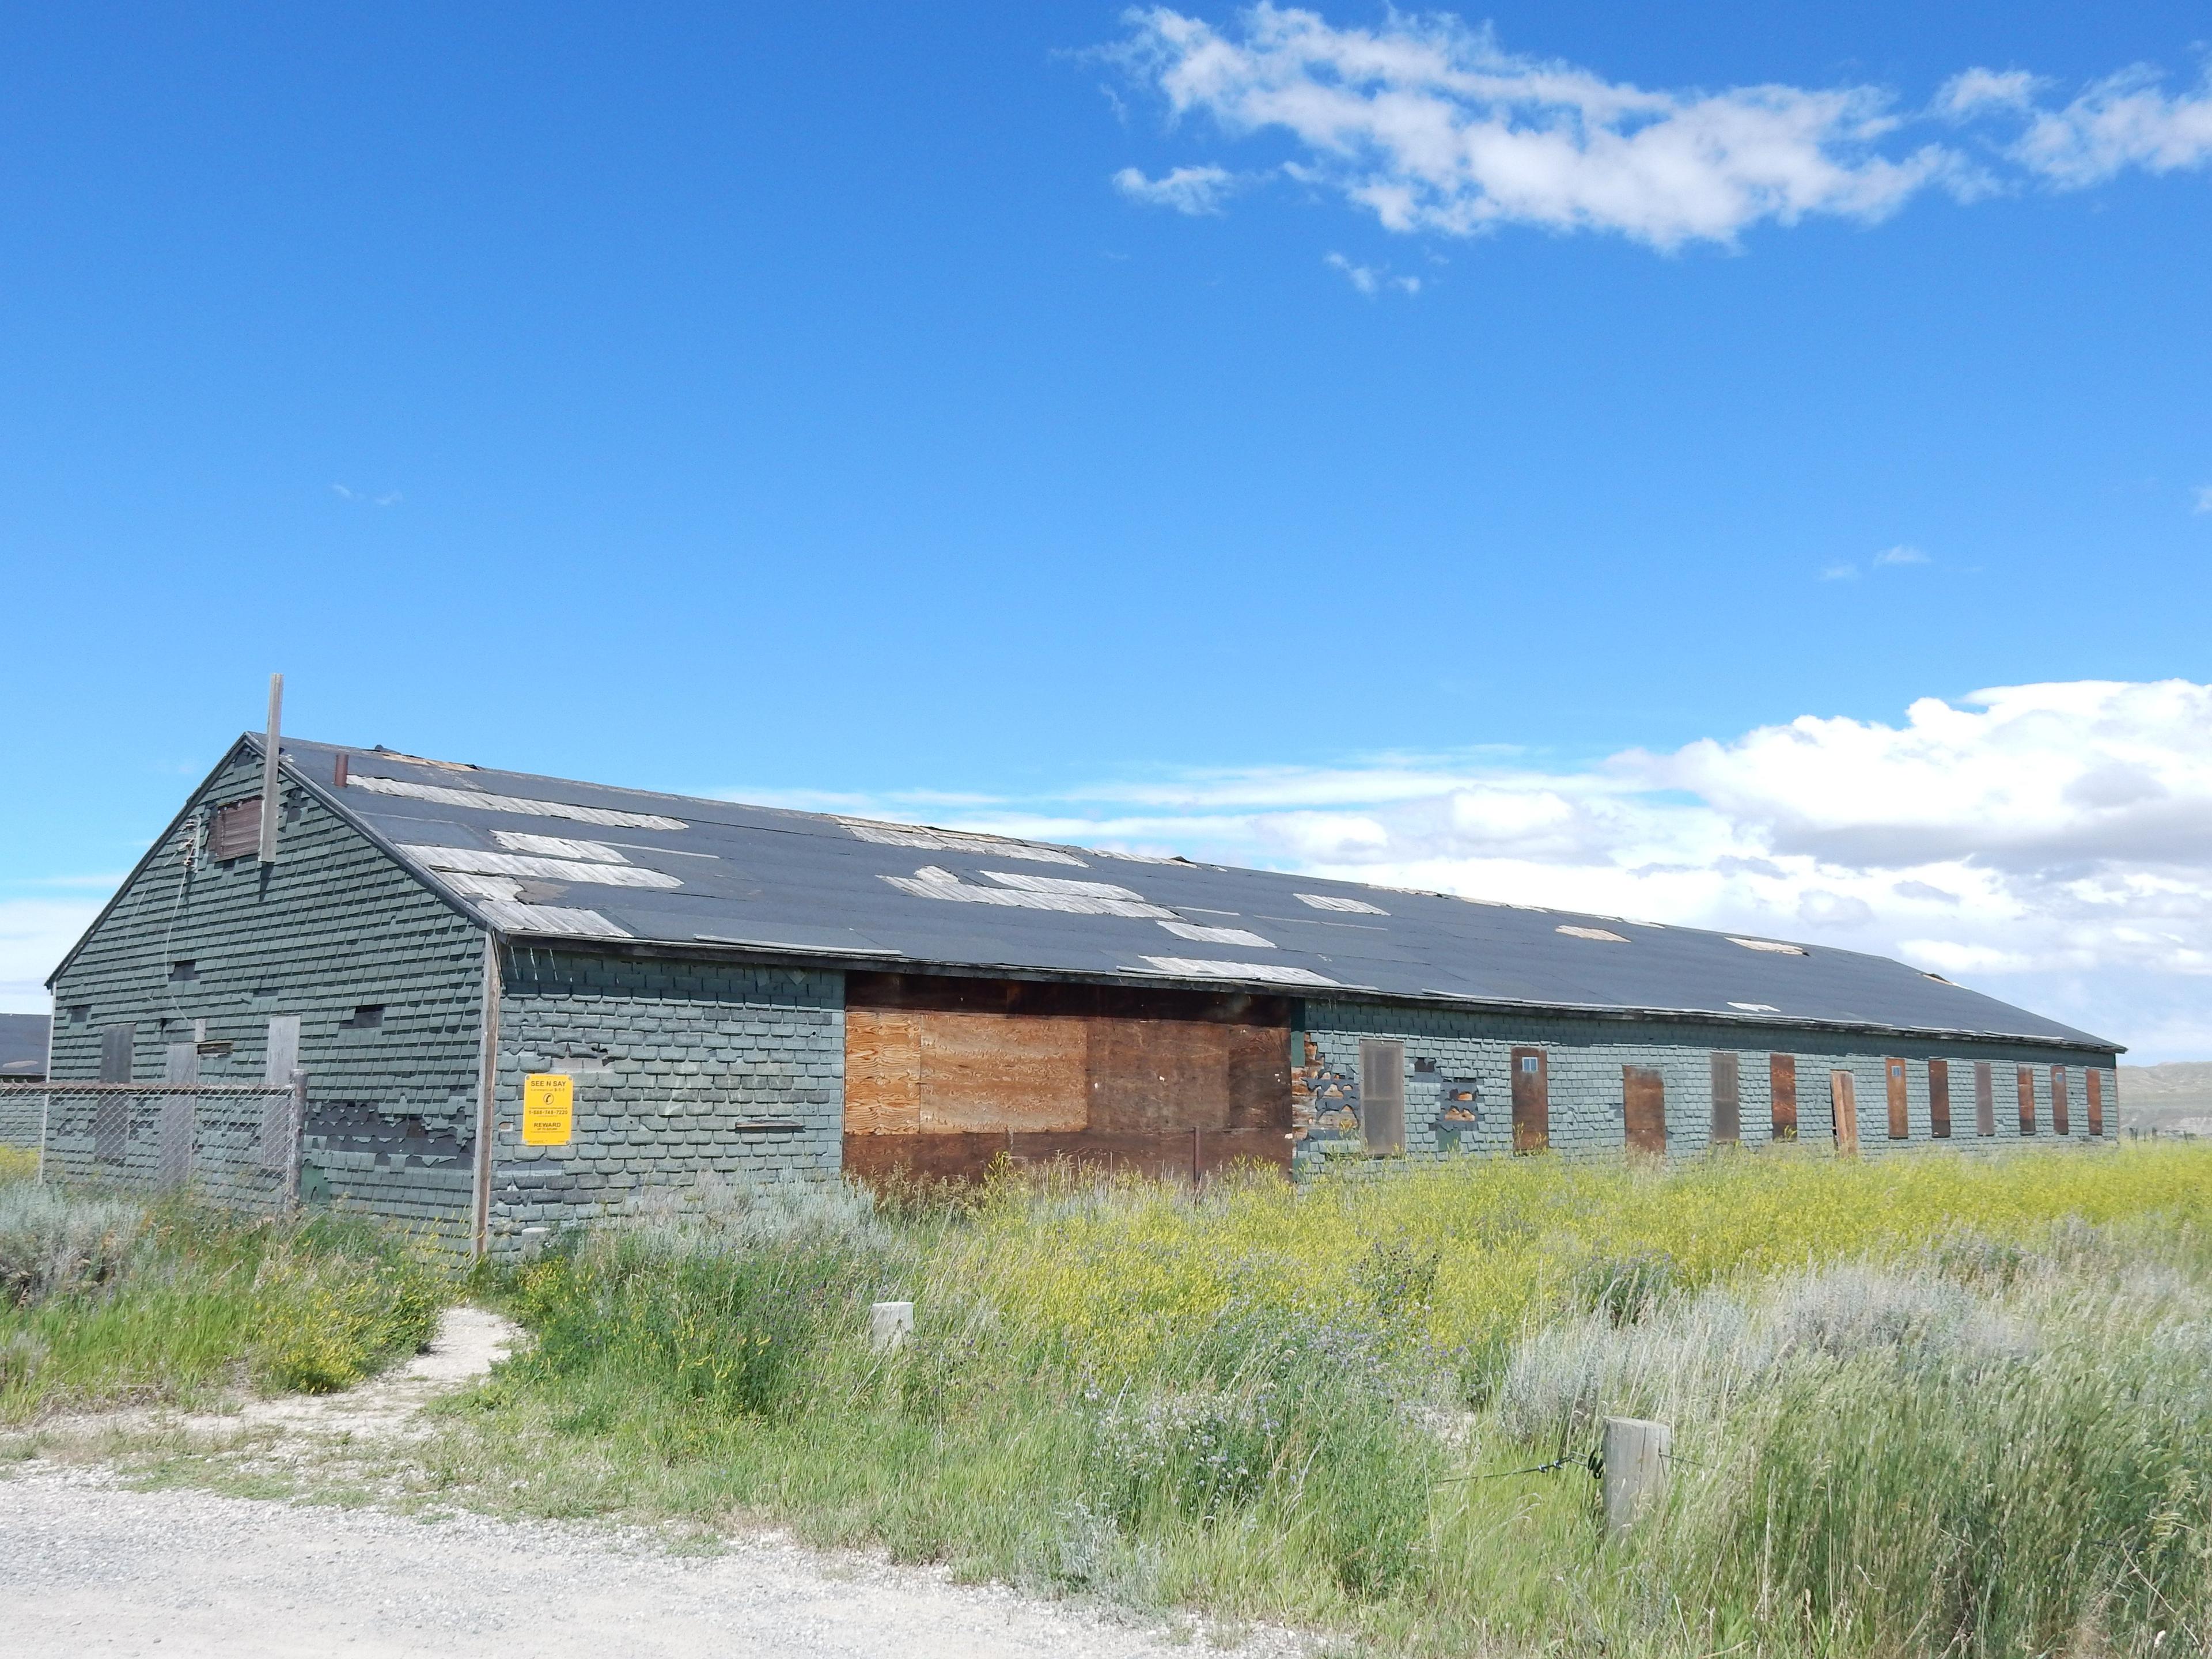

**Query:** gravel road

left=4, top=1463, right=1279, bottom=1658
left=6, top=1309, right=1298, bottom=1658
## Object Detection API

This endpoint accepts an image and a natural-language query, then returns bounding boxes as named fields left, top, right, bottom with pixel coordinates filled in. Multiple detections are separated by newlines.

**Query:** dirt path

left=7, top=1308, right=1294, bottom=1658
left=3, top=1465, right=1281, bottom=1658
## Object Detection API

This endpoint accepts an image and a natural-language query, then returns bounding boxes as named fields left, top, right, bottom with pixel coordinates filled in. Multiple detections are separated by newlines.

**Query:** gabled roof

left=247, top=735, right=2113, bottom=1053
left=0, top=1012, right=48, bottom=1076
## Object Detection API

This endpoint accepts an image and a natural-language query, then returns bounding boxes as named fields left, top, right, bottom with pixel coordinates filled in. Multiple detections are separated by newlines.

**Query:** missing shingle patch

left=1297, top=892, right=1389, bottom=916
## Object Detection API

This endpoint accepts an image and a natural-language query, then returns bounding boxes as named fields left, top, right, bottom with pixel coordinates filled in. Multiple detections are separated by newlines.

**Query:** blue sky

left=4, top=5, right=2211, bottom=1052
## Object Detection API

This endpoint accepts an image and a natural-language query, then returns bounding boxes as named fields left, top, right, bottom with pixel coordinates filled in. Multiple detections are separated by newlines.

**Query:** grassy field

left=13, top=1145, right=2212, bottom=1656
left=0, top=1176, right=442, bottom=1419
left=399, top=1145, right=2212, bottom=1658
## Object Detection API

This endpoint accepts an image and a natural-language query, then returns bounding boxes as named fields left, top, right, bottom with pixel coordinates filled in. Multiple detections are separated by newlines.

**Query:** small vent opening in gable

left=208, top=798, right=262, bottom=861
left=169, top=960, right=198, bottom=982
left=341, top=1005, right=385, bottom=1030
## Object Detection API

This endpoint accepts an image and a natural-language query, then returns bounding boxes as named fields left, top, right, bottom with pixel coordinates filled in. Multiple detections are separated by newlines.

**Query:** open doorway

left=1828, top=1069, right=1859, bottom=1156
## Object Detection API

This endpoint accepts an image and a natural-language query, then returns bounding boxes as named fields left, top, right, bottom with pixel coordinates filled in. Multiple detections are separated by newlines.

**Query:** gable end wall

left=45, top=747, right=486, bottom=1244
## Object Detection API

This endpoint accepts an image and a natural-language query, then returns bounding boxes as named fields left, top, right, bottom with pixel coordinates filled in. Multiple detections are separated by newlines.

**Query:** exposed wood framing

left=473, top=933, right=502, bottom=1257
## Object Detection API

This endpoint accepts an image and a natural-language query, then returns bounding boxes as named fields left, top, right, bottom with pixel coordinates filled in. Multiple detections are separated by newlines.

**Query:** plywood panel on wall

left=844, top=1007, right=922, bottom=1135
left=918, top=1010, right=1089, bottom=1132
left=842, top=974, right=1293, bottom=1185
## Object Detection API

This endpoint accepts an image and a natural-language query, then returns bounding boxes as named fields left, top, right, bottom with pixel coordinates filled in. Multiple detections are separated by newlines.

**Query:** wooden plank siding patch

left=1929, top=1058, right=1951, bottom=1139
left=1623, top=1065, right=1666, bottom=1156
left=2018, top=1065, right=2038, bottom=1135
left=841, top=974, right=1293, bottom=1187
left=1976, top=1060, right=1996, bottom=1137
left=1885, top=1058, right=1909, bottom=1141
left=1511, top=1047, right=1550, bottom=1153
left=2051, top=1065, right=2070, bottom=1137
left=2087, top=1068, right=2104, bottom=1137
left=1769, top=1053, right=1797, bottom=1141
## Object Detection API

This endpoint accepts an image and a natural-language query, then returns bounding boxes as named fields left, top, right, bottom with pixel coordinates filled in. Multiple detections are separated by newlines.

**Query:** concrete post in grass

left=1603, top=1416, right=1671, bottom=1537
left=870, top=1301, right=914, bottom=1353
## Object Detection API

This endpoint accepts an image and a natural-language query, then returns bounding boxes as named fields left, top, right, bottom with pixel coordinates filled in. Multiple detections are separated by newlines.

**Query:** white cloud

left=1112, top=4, right=1964, bottom=249
left=0, top=899, right=100, bottom=1014
left=1112, top=163, right=1240, bottom=214
left=1108, top=9, right=2212, bottom=251
left=1873, top=544, right=1929, bottom=566
left=1323, top=251, right=1419, bottom=293
left=2194, top=485, right=2212, bottom=514
left=1819, top=562, right=1858, bottom=581
left=744, top=679, right=2212, bottom=1059
left=2006, top=65, right=2212, bottom=188
left=1934, top=68, right=2045, bottom=119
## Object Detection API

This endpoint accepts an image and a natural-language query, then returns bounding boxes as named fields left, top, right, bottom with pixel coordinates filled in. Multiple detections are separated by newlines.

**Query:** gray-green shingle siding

left=485, top=949, right=842, bottom=1258
left=44, top=746, right=486, bottom=1244
left=1295, top=998, right=2119, bottom=1175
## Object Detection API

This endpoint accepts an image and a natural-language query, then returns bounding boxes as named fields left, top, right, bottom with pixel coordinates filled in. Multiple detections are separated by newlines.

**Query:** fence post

left=870, top=1301, right=914, bottom=1353
left=1603, top=1416, right=1671, bottom=1537
left=285, top=1069, right=307, bottom=1217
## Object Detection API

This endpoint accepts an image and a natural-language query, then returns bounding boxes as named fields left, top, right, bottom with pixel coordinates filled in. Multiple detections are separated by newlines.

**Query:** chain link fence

left=0, top=1074, right=306, bottom=1215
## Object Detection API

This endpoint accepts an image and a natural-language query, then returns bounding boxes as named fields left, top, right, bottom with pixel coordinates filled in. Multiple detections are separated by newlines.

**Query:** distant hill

left=2119, top=1062, right=2212, bottom=1135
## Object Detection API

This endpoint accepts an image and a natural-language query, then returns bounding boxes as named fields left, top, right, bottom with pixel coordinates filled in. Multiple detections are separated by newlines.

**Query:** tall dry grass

left=436, top=1144, right=2212, bottom=1654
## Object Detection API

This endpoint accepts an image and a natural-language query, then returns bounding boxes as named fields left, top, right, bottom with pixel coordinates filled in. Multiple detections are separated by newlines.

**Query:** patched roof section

left=275, top=736, right=2113, bottom=1048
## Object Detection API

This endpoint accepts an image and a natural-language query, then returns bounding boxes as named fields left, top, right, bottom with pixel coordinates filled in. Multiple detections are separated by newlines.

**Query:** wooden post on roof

left=257, top=673, right=283, bottom=863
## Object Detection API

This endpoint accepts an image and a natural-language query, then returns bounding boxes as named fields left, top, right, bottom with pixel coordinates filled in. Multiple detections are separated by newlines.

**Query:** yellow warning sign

left=522, top=1073, right=574, bottom=1146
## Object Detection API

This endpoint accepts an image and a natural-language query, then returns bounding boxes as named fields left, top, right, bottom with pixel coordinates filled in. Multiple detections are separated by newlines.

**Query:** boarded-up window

left=260, top=1015, right=301, bottom=1171
left=1830, top=1070, right=1859, bottom=1156
left=1885, top=1058, right=1909, bottom=1140
left=209, top=798, right=261, bottom=862
left=1359, top=1039, right=1406, bottom=1156
left=94, top=1023, right=133, bottom=1165
left=1975, top=1060, right=1995, bottom=1137
left=157, top=1041, right=197, bottom=1191
left=1929, top=1059, right=1952, bottom=1139
left=2051, top=1065, right=2070, bottom=1137
left=1709, top=1052, right=1740, bottom=1145
left=1769, top=1054, right=1797, bottom=1141
left=1511, top=1047, right=1550, bottom=1153
left=1624, top=1065, right=1666, bottom=1156
left=2086, top=1068, right=2105, bottom=1138
left=2017, top=1066, right=2037, bottom=1135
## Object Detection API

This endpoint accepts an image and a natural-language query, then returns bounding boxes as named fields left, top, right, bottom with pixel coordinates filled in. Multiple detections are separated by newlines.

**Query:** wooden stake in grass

left=870, top=1301, right=914, bottom=1353
left=1602, top=1416, right=1671, bottom=1537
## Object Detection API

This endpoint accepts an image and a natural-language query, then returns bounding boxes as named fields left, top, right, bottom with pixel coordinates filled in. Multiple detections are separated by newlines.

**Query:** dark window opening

left=342, top=1005, right=386, bottom=1030
left=66, top=1005, right=90, bottom=1024
left=169, top=960, right=198, bottom=982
